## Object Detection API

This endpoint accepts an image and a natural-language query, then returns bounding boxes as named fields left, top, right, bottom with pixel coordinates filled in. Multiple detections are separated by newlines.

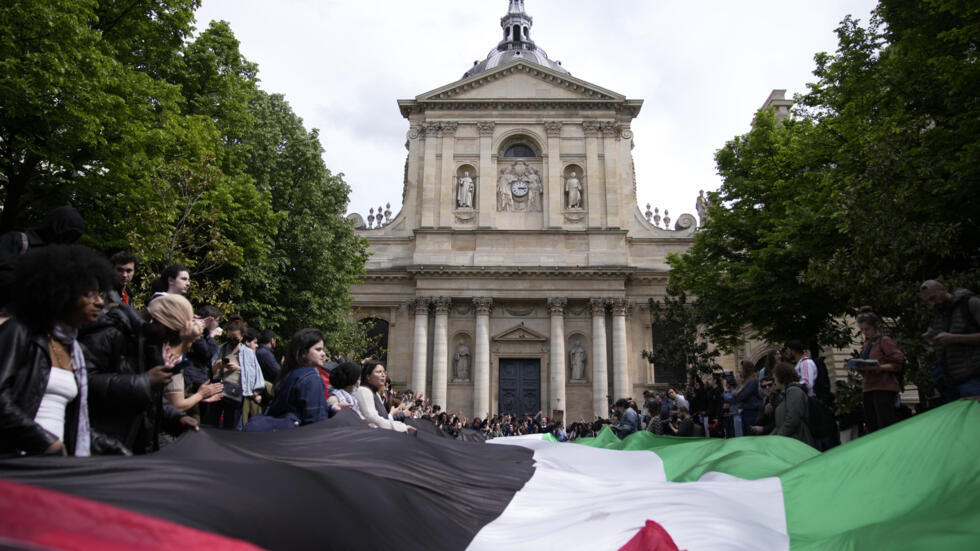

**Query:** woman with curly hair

left=0, top=245, right=114, bottom=456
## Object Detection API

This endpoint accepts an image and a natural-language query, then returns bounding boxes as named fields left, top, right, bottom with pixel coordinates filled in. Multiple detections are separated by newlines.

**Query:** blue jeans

left=956, top=377, right=980, bottom=399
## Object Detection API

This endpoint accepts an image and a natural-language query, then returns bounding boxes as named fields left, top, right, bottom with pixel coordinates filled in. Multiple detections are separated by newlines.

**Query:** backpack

left=806, top=394, right=837, bottom=441
left=813, top=357, right=833, bottom=404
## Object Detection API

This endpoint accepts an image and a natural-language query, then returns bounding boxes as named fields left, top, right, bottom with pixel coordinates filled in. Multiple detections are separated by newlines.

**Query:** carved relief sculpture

left=565, top=171, right=583, bottom=209
left=457, top=171, right=475, bottom=209
left=452, top=339, right=471, bottom=382
left=569, top=340, right=587, bottom=381
left=497, top=161, right=543, bottom=212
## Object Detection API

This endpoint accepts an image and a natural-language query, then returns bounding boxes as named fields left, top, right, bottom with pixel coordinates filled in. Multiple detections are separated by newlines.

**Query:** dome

left=462, top=0, right=570, bottom=79
left=464, top=45, right=569, bottom=79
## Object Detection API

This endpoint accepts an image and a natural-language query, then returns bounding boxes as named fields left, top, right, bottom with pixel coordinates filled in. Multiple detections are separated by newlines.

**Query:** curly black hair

left=11, top=244, right=114, bottom=331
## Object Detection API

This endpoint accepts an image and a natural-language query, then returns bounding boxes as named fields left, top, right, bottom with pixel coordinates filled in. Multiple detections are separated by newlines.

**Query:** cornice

left=406, top=265, right=636, bottom=279
left=400, top=99, right=641, bottom=118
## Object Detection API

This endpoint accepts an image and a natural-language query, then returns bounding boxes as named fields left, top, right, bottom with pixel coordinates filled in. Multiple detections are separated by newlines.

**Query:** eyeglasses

left=761, top=383, right=773, bottom=389
left=83, top=290, right=107, bottom=302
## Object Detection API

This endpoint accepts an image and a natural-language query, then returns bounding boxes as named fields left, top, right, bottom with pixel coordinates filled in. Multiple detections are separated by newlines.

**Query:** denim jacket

left=266, top=367, right=328, bottom=425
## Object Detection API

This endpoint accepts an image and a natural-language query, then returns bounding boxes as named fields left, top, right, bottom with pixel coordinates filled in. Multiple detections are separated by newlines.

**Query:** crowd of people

left=1, top=206, right=978, bottom=456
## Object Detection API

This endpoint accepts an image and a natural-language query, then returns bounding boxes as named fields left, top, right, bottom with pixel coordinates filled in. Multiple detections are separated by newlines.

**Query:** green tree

left=0, top=0, right=194, bottom=240
left=237, top=91, right=369, bottom=348
left=669, top=109, right=852, bottom=356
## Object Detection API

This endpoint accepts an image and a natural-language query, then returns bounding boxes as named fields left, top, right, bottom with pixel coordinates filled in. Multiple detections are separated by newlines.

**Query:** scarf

left=51, top=322, right=90, bottom=457
left=328, top=386, right=360, bottom=409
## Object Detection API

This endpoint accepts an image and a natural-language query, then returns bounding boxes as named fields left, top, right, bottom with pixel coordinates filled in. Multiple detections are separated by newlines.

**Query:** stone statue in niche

left=497, top=161, right=543, bottom=212
left=452, top=339, right=471, bottom=382
left=457, top=171, right=474, bottom=209
left=565, top=171, right=583, bottom=209
left=569, top=340, right=587, bottom=381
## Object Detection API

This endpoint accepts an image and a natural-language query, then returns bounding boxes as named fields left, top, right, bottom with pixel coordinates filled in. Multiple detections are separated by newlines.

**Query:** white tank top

left=34, top=367, right=78, bottom=442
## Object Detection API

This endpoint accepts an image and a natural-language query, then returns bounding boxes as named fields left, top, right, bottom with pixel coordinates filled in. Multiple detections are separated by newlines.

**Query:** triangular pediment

left=492, top=322, right=548, bottom=343
left=418, top=62, right=623, bottom=102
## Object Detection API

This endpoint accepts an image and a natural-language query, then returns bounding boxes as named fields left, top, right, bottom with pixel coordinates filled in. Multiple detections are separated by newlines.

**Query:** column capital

left=408, top=125, right=422, bottom=140
left=610, top=298, right=632, bottom=316
left=411, top=296, right=431, bottom=315
left=422, top=121, right=441, bottom=138
left=547, top=296, right=568, bottom=315
left=582, top=120, right=601, bottom=137
left=544, top=121, right=563, bottom=137
left=590, top=297, right=609, bottom=316
left=473, top=297, right=494, bottom=315
left=440, top=121, right=458, bottom=137
left=476, top=121, right=496, bottom=137
left=600, top=122, right=620, bottom=139
left=433, top=296, right=452, bottom=314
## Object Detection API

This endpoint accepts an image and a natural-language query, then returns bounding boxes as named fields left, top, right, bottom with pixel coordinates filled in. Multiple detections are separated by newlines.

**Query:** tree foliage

left=668, top=0, right=979, bottom=385
left=0, top=1, right=368, bottom=347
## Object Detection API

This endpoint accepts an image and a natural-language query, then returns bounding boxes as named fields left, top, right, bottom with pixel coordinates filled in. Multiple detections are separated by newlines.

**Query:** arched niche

left=562, top=163, right=585, bottom=210
left=566, top=331, right=589, bottom=383
left=455, top=163, right=477, bottom=210
left=450, top=332, right=473, bottom=382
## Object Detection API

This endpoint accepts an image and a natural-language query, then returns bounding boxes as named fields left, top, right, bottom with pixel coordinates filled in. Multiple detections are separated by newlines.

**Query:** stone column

left=410, top=297, right=430, bottom=397
left=601, top=122, right=621, bottom=229
left=431, top=296, right=451, bottom=409
left=547, top=297, right=568, bottom=425
left=611, top=298, right=631, bottom=401
left=439, top=122, right=458, bottom=227
left=583, top=121, right=603, bottom=227
left=590, top=298, right=610, bottom=419
left=477, top=122, right=495, bottom=228
left=472, top=297, right=493, bottom=418
left=421, top=122, right=440, bottom=227
left=545, top=121, right=562, bottom=228
left=404, top=123, right=423, bottom=230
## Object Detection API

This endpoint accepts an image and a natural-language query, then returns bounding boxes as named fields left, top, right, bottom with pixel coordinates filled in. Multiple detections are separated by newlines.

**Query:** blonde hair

left=146, top=294, right=202, bottom=344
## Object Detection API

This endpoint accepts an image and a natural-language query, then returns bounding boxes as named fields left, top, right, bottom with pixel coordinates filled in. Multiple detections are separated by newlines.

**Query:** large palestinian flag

left=1, top=400, right=978, bottom=550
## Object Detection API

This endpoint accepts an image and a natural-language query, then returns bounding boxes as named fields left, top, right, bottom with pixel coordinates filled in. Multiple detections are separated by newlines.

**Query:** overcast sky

left=193, top=0, right=878, bottom=222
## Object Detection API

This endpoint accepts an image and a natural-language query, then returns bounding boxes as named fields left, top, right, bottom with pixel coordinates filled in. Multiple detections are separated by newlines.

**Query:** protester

left=750, top=375, right=779, bottom=435
left=108, top=251, right=136, bottom=306
left=255, top=329, right=282, bottom=382
left=733, top=360, right=762, bottom=436
left=263, top=328, right=330, bottom=426
left=785, top=340, right=818, bottom=397
left=610, top=398, right=639, bottom=437
left=149, top=264, right=190, bottom=299
left=0, top=245, right=112, bottom=456
left=771, top=362, right=815, bottom=447
left=919, top=280, right=980, bottom=398
left=0, top=206, right=85, bottom=314
left=326, top=362, right=364, bottom=419
left=854, top=307, right=905, bottom=432
left=353, top=360, right=413, bottom=432
left=206, top=320, right=265, bottom=429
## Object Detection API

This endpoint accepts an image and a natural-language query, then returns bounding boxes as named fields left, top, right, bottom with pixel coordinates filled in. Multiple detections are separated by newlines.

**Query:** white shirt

left=34, top=368, right=78, bottom=441
left=795, top=357, right=818, bottom=396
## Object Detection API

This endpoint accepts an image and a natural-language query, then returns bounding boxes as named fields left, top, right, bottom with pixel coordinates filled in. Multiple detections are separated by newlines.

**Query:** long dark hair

left=11, top=244, right=113, bottom=331
left=360, top=359, right=384, bottom=392
left=275, top=328, right=325, bottom=393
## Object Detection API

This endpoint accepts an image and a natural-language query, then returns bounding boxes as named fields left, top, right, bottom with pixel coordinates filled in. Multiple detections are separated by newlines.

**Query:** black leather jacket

left=0, top=318, right=79, bottom=455
left=79, top=309, right=185, bottom=454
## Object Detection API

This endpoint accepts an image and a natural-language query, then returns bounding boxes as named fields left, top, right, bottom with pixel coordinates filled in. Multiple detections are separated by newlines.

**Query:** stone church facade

left=348, top=1, right=703, bottom=422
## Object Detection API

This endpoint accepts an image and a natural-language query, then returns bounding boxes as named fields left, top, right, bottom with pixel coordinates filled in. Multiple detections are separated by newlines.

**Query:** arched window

left=503, top=144, right=536, bottom=158
left=359, top=317, right=389, bottom=363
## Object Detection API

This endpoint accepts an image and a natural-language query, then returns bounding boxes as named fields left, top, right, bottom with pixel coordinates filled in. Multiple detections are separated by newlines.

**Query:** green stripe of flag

left=566, top=401, right=980, bottom=549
